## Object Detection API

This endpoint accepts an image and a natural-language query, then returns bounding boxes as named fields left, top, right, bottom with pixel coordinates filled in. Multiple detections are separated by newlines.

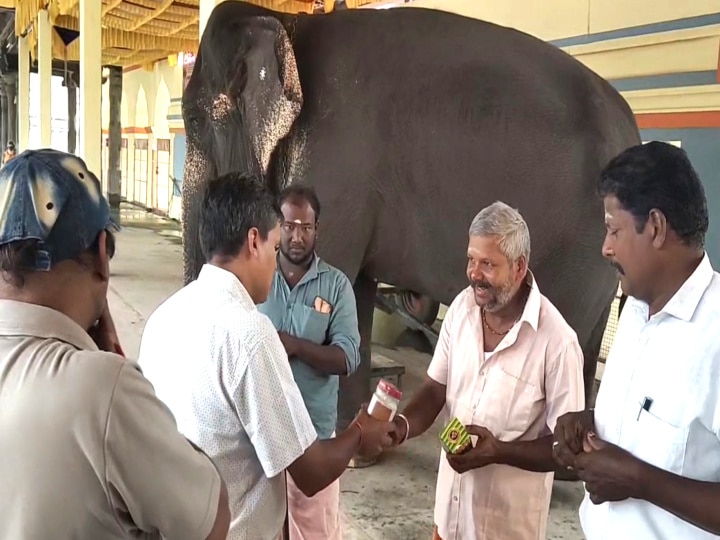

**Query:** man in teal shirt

left=258, top=184, right=360, bottom=540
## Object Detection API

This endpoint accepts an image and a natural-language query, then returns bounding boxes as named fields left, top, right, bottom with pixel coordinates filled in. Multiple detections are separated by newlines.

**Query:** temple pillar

left=37, top=9, right=52, bottom=146
left=67, top=83, right=77, bottom=154
left=4, top=74, right=17, bottom=146
left=0, top=81, right=8, bottom=151
left=17, top=36, right=30, bottom=151
left=78, top=0, right=102, bottom=176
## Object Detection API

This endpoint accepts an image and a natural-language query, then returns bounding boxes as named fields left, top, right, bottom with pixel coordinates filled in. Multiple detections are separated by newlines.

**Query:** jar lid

left=378, top=379, right=402, bottom=400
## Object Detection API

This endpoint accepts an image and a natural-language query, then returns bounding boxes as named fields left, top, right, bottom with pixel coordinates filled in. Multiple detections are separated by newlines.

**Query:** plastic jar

left=367, top=379, right=403, bottom=421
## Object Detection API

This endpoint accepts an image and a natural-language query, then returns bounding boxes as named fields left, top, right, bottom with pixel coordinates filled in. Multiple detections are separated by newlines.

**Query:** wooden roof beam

left=168, top=14, right=198, bottom=35
left=102, top=0, right=123, bottom=16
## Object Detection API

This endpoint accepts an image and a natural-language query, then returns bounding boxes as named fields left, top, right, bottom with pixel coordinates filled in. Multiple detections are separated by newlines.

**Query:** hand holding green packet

left=440, top=417, right=471, bottom=455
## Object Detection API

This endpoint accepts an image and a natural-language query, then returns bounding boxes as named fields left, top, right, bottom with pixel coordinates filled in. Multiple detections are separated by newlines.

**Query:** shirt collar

left=0, top=299, right=98, bottom=351
left=521, top=271, right=542, bottom=331
left=639, top=252, right=715, bottom=322
left=276, top=252, right=329, bottom=287
left=197, top=263, right=256, bottom=310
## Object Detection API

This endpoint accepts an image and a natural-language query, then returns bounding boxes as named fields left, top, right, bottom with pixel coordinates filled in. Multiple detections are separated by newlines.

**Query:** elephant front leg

left=337, top=272, right=377, bottom=468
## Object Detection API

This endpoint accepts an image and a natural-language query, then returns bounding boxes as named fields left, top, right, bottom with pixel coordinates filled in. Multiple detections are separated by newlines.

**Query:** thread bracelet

left=397, top=413, right=410, bottom=445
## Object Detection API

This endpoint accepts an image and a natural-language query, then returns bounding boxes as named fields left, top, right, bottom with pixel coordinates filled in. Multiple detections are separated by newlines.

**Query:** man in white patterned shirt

left=138, top=173, right=394, bottom=540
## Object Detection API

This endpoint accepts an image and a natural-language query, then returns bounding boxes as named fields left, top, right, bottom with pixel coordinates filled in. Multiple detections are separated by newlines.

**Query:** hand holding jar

left=347, top=379, right=404, bottom=457
left=351, top=406, right=397, bottom=458
left=367, top=379, right=403, bottom=421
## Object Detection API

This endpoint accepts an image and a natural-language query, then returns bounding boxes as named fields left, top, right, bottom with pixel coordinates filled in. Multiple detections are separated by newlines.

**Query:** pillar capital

left=37, top=6, right=53, bottom=147
left=79, top=0, right=102, bottom=177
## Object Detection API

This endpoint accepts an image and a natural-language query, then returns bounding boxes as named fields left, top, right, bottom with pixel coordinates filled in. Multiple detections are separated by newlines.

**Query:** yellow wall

left=589, top=0, right=720, bottom=34
left=406, top=0, right=720, bottom=41
left=405, top=0, right=590, bottom=41
left=403, top=0, right=720, bottom=117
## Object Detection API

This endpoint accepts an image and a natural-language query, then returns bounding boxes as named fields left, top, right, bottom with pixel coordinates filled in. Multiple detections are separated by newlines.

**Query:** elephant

left=180, top=1, right=641, bottom=435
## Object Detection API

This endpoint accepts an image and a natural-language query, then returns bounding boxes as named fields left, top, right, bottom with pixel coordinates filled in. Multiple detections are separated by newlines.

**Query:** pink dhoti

left=286, top=468, right=341, bottom=540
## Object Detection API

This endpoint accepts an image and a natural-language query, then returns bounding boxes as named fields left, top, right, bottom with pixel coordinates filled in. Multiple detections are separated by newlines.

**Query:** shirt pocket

left=478, top=367, right=541, bottom=440
left=633, top=409, right=689, bottom=474
left=450, top=396, right=476, bottom=427
left=298, top=305, right=331, bottom=345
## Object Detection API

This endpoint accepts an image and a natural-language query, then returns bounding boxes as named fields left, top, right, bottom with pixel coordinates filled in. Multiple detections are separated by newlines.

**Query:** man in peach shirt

left=390, top=201, right=585, bottom=540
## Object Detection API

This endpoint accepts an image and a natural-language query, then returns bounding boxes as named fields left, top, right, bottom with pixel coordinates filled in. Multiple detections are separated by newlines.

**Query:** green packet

left=439, top=417, right=471, bottom=454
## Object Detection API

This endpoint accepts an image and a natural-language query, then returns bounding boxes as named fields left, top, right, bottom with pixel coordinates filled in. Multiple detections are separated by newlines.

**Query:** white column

left=199, top=0, right=226, bottom=37
left=79, top=0, right=102, bottom=177
left=37, top=9, right=52, bottom=147
left=16, top=37, right=30, bottom=152
left=17, top=36, right=29, bottom=151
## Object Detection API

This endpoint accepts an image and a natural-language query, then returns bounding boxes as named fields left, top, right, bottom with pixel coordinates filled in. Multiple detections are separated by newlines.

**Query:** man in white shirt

left=553, top=141, right=720, bottom=539
left=388, top=201, right=585, bottom=540
left=138, top=172, right=394, bottom=540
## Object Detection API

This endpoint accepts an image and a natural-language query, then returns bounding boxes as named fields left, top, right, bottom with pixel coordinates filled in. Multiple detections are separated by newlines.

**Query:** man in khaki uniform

left=0, top=149, right=230, bottom=539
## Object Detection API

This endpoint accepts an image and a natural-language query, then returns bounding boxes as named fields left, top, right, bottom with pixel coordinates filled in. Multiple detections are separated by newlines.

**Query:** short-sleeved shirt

left=580, top=253, right=720, bottom=540
left=138, top=264, right=318, bottom=540
left=258, top=255, right=360, bottom=439
left=427, top=273, right=585, bottom=540
left=0, top=299, right=221, bottom=539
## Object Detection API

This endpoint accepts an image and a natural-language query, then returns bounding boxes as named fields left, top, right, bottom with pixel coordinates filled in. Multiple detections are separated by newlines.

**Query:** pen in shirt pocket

left=313, top=296, right=333, bottom=314
left=636, top=396, right=653, bottom=420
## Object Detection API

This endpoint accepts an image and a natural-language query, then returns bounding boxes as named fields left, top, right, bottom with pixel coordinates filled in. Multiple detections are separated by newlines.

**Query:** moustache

left=610, top=261, right=625, bottom=275
left=472, top=281, right=494, bottom=290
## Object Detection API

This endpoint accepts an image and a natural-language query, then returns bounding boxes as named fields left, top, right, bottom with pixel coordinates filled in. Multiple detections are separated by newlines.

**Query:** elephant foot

left=347, top=453, right=379, bottom=469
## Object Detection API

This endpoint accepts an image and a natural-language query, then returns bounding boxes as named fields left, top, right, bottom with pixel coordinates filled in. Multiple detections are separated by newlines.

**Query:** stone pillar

left=67, top=84, right=77, bottom=154
left=0, top=81, right=8, bottom=151
left=4, top=74, right=17, bottom=146
left=79, top=0, right=102, bottom=177
left=37, top=9, right=53, bottom=147
left=17, top=36, right=30, bottom=152
left=106, top=66, right=122, bottom=208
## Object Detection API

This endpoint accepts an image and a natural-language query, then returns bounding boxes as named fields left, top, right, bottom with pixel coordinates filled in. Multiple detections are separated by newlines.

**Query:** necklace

left=481, top=308, right=519, bottom=336
left=481, top=280, right=532, bottom=336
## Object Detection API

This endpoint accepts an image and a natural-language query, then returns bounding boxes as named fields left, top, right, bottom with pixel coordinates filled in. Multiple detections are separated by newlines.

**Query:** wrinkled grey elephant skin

left=181, top=2, right=641, bottom=425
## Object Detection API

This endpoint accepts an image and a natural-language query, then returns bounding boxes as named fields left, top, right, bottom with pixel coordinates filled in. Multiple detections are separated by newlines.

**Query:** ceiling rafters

left=14, top=0, right=378, bottom=68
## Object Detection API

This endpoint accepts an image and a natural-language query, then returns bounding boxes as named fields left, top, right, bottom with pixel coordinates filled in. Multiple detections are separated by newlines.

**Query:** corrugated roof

left=12, top=0, right=378, bottom=68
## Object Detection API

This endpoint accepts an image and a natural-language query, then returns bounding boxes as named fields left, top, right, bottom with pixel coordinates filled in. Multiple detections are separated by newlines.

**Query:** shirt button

left=453, top=496, right=458, bottom=502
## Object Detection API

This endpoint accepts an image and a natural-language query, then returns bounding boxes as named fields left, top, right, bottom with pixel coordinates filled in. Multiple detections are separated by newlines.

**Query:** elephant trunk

left=181, top=136, right=216, bottom=285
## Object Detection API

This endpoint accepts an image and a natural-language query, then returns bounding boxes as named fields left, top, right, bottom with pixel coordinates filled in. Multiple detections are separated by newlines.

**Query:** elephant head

left=181, top=5, right=303, bottom=284
left=184, top=8, right=303, bottom=181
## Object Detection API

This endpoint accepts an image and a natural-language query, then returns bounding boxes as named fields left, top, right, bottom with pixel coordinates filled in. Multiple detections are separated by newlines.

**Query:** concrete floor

left=107, top=210, right=587, bottom=540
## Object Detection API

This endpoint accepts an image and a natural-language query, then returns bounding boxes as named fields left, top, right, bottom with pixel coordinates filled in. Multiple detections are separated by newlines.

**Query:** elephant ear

left=227, top=16, right=303, bottom=175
